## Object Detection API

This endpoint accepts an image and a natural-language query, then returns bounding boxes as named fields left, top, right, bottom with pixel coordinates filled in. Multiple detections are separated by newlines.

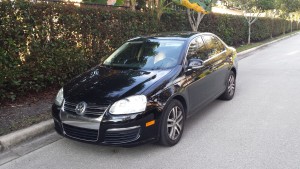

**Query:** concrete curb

left=0, top=120, right=53, bottom=152
left=237, top=32, right=300, bottom=59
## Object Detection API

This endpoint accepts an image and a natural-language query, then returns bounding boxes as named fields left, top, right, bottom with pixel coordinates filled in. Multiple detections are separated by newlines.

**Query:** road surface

left=1, top=33, right=300, bottom=169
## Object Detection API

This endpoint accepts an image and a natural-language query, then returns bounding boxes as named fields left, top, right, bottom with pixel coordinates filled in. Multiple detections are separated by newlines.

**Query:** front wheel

left=159, top=100, right=185, bottom=146
left=219, top=71, right=236, bottom=100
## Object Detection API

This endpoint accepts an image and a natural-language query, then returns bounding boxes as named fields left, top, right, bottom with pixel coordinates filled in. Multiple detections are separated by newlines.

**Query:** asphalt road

left=1, top=34, right=300, bottom=169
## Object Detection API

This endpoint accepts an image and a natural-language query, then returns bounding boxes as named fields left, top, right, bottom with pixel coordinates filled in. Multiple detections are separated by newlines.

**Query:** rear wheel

left=219, top=71, right=236, bottom=100
left=159, top=100, right=185, bottom=146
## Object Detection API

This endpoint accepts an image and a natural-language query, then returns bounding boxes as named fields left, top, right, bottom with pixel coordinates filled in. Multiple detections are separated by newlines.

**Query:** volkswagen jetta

left=52, top=32, right=238, bottom=147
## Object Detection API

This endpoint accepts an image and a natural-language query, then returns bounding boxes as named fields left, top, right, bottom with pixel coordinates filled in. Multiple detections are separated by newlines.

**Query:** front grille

left=63, top=123, right=98, bottom=141
left=104, top=127, right=141, bottom=144
left=63, top=101, right=108, bottom=118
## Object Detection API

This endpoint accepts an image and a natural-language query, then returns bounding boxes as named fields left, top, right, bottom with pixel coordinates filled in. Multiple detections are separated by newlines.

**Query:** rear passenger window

left=202, top=35, right=225, bottom=57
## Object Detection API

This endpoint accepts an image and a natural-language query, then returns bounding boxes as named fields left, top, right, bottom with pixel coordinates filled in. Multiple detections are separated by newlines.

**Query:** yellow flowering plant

left=172, top=0, right=212, bottom=13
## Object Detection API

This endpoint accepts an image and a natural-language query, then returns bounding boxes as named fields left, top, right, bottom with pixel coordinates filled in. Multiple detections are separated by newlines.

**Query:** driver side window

left=187, top=37, right=209, bottom=61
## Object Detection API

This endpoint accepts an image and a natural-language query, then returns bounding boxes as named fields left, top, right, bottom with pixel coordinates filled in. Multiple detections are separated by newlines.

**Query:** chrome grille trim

left=60, top=100, right=107, bottom=141
left=63, top=101, right=109, bottom=118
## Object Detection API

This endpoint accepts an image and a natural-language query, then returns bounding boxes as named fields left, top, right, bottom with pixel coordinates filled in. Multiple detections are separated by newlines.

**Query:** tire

left=219, top=71, right=236, bottom=100
left=159, top=100, right=185, bottom=146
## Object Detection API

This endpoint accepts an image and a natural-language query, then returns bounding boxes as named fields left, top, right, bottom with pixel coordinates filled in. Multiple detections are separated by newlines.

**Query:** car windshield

left=103, top=40, right=185, bottom=70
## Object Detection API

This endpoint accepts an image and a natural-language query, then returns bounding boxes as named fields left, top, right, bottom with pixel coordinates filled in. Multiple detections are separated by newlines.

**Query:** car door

left=201, top=34, right=230, bottom=96
left=184, top=36, right=216, bottom=114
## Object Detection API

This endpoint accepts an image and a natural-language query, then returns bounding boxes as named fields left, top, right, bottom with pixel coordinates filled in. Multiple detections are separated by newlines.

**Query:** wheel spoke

left=172, top=127, right=177, bottom=140
left=168, top=118, right=174, bottom=123
left=174, top=126, right=180, bottom=136
left=230, top=75, right=234, bottom=83
left=176, top=110, right=182, bottom=121
left=171, top=108, right=176, bottom=119
left=229, top=76, right=233, bottom=84
left=174, top=107, right=178, bottom=119
left=176, top=123, right=182, bottom=131
left=176, top=115, right=183, bottom=124
left=169, top=127, right=175, bottom=138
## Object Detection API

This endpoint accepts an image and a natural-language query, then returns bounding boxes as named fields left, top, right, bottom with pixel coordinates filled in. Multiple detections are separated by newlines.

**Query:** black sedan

left=52, top=32, right=238, bottom=147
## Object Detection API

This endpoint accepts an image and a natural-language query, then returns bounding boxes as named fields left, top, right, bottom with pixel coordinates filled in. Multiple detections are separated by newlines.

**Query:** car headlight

left=55, top=88, right=64, bottom=106
left=109, top=95, right=147, bottom=115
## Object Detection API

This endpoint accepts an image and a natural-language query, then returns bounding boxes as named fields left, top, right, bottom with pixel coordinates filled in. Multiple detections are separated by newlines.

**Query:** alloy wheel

left=228, top=74, right=235, bottom=96
left=167, top=106, right=183, bottom=141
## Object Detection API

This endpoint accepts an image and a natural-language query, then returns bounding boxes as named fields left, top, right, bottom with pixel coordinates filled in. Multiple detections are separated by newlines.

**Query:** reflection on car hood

left=64, top=65, right=172, bottom=104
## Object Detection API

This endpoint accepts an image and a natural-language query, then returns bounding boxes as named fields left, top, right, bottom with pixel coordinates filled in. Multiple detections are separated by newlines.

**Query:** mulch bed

left=0, top=88, right=58, bottom=136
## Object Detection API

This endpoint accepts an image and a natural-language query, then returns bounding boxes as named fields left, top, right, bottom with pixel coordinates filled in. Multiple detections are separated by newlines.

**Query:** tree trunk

left=130, top=0, right=136, bottom=11
left=149, top=0, right=154, bottom=16
left=248, top=23, right=251, bottom=44
left=291, top=20, right=293, bottom=32
left=187, top=9, right=205, bottom=32
left=243, top=13, right=260, bottom=45
left=155, top=0, right=162, bottom=21
left=157, top=10, right=163, bottom=21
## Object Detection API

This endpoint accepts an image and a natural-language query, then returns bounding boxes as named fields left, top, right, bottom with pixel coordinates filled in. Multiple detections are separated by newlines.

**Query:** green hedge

left=0, top=0, right=299, bottom=101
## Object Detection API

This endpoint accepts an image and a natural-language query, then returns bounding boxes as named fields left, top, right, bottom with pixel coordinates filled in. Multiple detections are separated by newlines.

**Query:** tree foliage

left=115, top=0, right=124, bottom=6
left=274, top=0, right=300, bottom=33
left=230, top=0, right=275, bottom=12
left=228, top=0, right=276, bottom=44
left=154, top=0, right=174, bottom=21
left=275, top=0, right=300, bottom=18
left=85, top=0, right=107, bottom=4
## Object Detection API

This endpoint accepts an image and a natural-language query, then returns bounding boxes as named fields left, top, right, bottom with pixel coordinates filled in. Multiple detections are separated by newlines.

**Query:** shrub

left=0, top=0, right=298, bottom=101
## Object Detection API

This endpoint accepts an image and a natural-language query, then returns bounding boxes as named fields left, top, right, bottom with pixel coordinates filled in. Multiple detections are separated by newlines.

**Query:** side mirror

left=187, top=58, right=204, bottom=71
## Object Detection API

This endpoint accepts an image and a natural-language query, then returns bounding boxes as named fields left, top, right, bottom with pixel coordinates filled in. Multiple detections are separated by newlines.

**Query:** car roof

left=128, top=32, right=214, bottom=42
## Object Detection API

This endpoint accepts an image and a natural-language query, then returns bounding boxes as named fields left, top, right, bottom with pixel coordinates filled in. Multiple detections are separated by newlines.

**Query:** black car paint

left=52, top=32, right=238, bottom=146
left=63, top=66, right=172, bottom=105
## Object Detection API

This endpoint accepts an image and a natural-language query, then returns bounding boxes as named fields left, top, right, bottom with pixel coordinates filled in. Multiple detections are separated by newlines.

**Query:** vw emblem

left=75, top=102, right=87, bottom=115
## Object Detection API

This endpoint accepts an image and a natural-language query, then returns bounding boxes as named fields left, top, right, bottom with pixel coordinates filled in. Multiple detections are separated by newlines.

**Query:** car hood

left=63, top=65, right=172, bottom=105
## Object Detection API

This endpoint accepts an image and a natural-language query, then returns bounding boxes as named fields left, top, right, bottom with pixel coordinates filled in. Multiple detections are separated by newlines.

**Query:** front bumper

left=52, top=104, right=161, bottom=147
